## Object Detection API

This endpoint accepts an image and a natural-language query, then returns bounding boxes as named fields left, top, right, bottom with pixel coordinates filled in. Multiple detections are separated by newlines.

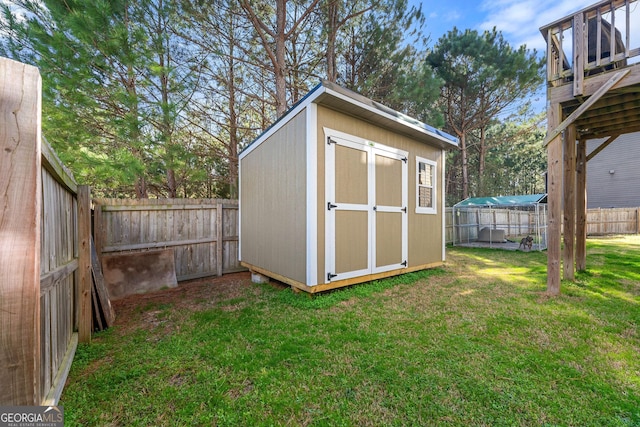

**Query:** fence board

left=42, top=333, right=77, bottom=405
left=40, top=293, right=50, bottom=403
left=96, top=199, right=243, bottom=281
left=90, top=239, right=115, bottom=326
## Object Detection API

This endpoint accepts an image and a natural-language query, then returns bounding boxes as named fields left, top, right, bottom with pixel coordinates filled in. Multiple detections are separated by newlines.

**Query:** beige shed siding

left=316, top=105, right=444, bottom=284
left=241, top=110, right=307, bottom=283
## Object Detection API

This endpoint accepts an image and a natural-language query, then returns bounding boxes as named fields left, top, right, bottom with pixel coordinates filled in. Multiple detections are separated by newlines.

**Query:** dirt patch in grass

left=111, top=271, right=255, bottom=335
left=621, top=278, right=640, bottom=296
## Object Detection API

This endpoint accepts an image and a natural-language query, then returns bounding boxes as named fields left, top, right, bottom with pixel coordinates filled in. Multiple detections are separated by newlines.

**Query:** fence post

left=93, top=200, right=103, bottom=265
left=599, top=208, right=603, bottom=234
left=492, top=208, right=496, bottom=229
left=77, top=186, right=92, bottom=343
left=0, top=58, right=42, bottom=405
left=216, top=202, right=224, bottom=276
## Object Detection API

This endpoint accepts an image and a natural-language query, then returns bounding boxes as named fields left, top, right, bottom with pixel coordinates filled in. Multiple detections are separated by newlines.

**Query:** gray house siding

left=587, top=132, right=640, bottom=208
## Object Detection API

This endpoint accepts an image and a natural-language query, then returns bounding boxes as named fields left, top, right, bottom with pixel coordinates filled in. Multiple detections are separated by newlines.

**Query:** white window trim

left=416, top=156, right=437, bottom=214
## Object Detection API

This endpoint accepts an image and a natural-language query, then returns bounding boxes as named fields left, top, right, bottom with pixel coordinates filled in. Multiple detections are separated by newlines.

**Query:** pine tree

left=426, top=28, right=543, bottom=201
left=1, top=0, right=206, bottom=198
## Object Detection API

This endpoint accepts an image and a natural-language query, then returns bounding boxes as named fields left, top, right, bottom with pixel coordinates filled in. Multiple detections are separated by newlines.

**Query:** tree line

left=1, top=0, right=546, bottom=204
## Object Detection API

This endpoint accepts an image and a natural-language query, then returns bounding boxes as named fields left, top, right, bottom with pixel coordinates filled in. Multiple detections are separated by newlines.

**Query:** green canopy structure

left=454, top=194, right=547, bottom=208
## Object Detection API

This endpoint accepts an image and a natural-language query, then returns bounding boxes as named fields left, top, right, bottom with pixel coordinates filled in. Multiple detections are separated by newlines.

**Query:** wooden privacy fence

left=586, top=207, right=640, bottom=235
left=38, top=147, right=90, bottom=406
left=94, top=199, right=244, bottom=281
left=1, top=58, right=92, bottom=406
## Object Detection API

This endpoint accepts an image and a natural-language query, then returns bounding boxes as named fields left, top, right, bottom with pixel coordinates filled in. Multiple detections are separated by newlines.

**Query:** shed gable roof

left=240, top=81, right=458, bottom=159
left=315, top=81, right=458, bottom=148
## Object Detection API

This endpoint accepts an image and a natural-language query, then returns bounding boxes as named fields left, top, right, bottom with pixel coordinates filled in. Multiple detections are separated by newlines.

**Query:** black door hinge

left=327, top=273, right=338, bottom=281
left=402, top=157, right=408, bottom=163
left=402, top=206, right=407, bottom=213
left=373, top=206, right=377, bottom=211
left=401, top=260, right=407, bottom=267
left=327, top=137, right=336, bottom=145
left=327, top=202, right=338, bottom=210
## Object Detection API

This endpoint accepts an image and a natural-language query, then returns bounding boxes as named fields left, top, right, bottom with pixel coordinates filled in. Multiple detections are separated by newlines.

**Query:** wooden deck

left=542, top=0, right=640, bottom=140
left=541, top=0, right=640, bottom=293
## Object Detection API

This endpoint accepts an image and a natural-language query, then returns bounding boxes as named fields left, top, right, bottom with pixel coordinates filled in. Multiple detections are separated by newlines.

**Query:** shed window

left=416, top=157, right=436, bottom=214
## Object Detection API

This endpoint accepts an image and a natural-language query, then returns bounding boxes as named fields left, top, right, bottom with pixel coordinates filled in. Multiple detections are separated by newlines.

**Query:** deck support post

left=576, top=140, right=587, bottom=271
left=547, top=102, right=563, bottom=295
left=563, top=125, right=577, bottom=281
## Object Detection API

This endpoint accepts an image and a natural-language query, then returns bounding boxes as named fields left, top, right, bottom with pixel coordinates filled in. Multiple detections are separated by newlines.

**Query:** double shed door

left=325, top=130, right=408, bottom=283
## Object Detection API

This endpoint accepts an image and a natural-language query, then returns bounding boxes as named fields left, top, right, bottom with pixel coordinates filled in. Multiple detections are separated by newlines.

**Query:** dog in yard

left=519, top=235, right=533, bottom=251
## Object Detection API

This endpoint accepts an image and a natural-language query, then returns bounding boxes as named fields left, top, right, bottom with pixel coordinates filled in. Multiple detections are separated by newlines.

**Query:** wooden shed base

left=241, top=261, right=444, bottom=294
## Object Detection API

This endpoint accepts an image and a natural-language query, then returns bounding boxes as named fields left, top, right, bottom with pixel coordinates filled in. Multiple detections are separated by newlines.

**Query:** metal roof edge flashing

left=240, top=80, right=458, bottom=158
left=320, top=80, right=458, bottom=148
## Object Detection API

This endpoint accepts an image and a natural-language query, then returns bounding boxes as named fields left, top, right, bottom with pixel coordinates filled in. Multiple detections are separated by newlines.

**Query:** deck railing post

left=574, top=12, right=585, bottom=96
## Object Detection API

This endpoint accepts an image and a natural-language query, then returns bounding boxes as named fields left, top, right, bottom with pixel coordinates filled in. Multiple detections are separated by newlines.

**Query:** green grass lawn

left=61, top=236, right=640, bottom=426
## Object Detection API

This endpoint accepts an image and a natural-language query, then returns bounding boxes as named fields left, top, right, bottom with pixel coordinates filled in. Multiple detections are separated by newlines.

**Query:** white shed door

left=325, top=130, right=408, bottom=283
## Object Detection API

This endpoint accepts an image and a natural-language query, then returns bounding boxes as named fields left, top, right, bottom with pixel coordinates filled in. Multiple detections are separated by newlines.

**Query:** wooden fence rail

left=94, top=199, right=244, bottom=282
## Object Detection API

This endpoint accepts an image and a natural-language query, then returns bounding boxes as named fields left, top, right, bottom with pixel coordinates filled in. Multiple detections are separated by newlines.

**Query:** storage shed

left=239, top=81, right=458, bottom=293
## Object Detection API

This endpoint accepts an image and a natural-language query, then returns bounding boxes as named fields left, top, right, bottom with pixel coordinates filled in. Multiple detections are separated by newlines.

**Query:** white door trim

left=324, top=131, right=372, bottom=282
left=371, top=146, right=408, bottom=275
left=324, top=128, right=408, bottom=283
